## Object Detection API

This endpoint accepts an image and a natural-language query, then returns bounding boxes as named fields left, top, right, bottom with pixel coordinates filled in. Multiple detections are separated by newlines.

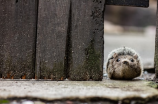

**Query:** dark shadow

left=0, top=73, right=2, bottom=78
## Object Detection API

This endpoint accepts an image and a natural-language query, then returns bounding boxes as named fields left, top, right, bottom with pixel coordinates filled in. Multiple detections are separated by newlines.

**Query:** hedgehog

left=105, top=47, right=143, bottom=80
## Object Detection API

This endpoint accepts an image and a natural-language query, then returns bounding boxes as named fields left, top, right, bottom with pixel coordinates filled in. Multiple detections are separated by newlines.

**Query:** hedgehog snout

left=122, top=60, right=129, bottom=65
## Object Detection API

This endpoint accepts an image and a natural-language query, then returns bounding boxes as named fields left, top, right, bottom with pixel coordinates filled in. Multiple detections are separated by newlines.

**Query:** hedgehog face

left=108, top=54, right=141, bottom=80
left=115, top=55, right=138, bottom=69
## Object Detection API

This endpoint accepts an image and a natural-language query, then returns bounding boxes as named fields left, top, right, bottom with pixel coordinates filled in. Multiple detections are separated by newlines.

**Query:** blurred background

left=104, top=0, right=157, bottom=71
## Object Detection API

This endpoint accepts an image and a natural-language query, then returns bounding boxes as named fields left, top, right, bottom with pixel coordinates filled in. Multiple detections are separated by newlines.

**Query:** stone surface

left=0, top=80, right=158, bottom=102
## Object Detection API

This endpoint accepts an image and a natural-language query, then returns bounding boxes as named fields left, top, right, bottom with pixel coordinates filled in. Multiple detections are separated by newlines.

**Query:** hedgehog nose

left=123, top=61, right=129, bottom=65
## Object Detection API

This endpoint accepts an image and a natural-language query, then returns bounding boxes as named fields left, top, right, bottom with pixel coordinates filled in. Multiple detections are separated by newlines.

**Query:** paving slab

left=0, top=79, right=158, bottom=102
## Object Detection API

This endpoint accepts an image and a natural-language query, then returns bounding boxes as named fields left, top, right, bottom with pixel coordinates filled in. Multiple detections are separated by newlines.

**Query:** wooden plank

left=0, top=0, right=37, bottom=79
left=155, top=1, right=158, bottom=80
left=106, top=0, right=149, bottom=8
left=36, top=0, right=70, bottom=80
left=69, top=0, right=105, bottom=80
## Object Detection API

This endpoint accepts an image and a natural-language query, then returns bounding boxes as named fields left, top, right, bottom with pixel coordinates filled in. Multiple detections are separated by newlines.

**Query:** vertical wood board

left=0, top=0, right=37, bottom=79
left=69, top=0, right=105, bottom=80
left=155, top=1, right=158, bottom=79
left=36, top=0, right=70, bottom=80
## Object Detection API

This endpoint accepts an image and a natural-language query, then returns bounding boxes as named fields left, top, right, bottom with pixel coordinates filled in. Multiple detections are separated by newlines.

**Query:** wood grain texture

left=155, top=1, right=158, bottom=79
left=0, top=0, right=37, bottom=79
left=36, top=0, right=70, bottom=80
left=69, top=0, right=105, bottom=81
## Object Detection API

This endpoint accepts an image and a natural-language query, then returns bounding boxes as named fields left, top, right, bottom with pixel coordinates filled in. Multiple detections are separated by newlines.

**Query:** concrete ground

left=0, top=78, right=158, bottom=104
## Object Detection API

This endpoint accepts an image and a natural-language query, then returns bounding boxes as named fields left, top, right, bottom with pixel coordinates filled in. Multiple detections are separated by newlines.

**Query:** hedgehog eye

left=116, top=59, right=120, bottom=62
left=130, top=58, right=134, bottom=62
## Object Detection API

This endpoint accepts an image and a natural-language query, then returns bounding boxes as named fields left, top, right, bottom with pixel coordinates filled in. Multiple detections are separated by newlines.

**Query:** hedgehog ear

left=134, top=54, right=138, bottom=59
left=113, top=53, right=118, bottom=58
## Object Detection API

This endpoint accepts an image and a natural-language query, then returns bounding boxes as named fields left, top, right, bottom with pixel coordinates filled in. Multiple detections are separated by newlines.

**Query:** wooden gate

left=0, top=0, right=151, bottom=81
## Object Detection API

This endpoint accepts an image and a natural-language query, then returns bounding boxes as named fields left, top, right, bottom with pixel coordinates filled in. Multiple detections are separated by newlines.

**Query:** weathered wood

left=106, top=0, right=149, bottom=8
left=155, top=1, right=158, bottom=80
left=69, top=0, right=105, bottom=80
left=0, top=0, right=37, bottom=79
left=36, top=0, right=70, bottom=80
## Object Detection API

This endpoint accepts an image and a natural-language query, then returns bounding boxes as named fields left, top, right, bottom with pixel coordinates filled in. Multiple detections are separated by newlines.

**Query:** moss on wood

left=40, top=61, right=65, bottom=80
left=70, top=39, right=102, bottom=80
